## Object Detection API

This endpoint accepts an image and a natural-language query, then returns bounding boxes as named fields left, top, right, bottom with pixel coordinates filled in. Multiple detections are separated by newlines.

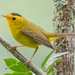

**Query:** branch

left=0, top=35, right=46, bottom=75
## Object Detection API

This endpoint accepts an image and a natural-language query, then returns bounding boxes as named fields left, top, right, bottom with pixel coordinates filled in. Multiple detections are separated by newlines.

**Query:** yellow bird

left=1, top=13, right=75, bottom=66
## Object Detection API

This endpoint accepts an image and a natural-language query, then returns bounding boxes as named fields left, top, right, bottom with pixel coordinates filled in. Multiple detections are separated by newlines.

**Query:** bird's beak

left=1, top=15, right=9, bottom=19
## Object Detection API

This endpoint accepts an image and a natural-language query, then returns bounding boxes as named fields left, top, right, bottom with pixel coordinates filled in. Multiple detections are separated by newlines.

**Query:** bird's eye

left=12, top=17, right=16, bottom=20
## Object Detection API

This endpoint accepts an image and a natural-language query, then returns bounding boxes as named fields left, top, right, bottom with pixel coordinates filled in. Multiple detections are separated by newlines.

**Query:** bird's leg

left=24, top=47, right=38, bottom=67
left=9, top=45, right=25, bottom=50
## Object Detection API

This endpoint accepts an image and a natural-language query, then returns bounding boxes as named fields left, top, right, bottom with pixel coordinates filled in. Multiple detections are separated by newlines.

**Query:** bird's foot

left=24, top=60, right=32, bottom=67
left=9, top=45, right=25, bottom=51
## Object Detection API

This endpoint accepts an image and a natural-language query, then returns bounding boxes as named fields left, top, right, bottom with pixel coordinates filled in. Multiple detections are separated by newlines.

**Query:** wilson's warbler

left=1, top=13, right=75, bottom=66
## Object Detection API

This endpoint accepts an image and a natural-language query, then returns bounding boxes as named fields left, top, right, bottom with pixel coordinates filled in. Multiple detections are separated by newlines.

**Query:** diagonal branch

left=0, top=35, right=46, bottom=75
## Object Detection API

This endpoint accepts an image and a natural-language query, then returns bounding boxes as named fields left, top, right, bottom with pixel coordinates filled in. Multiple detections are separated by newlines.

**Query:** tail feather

left=49, top=32, right=75, bottom=37
left=48, top=32, right=75, bottom=41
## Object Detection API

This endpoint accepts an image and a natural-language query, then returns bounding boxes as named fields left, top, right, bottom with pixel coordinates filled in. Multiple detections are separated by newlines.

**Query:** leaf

left=16, top=62, right=25, bottom=68
left=4, top=73, right=12, bottom=75
left=41, top=39, right=65, bottom=71
left=9, top=64, right=30, bottom=72
left=41, top=50, right=54, bottom=71
left=46, top=57, right=62, bottom=75
left=4, top=71, right=32, bottom=75
left=3, top=58, right=18, bottom=67
left=26, top=72, right=33, bottom=75
left=48, top=52, right=69, bottom=62
left=3, top=58, right=32, bottom=75
left=13, top=71, right=32, bottom=75
left=45, top=52, right=69, bottom=70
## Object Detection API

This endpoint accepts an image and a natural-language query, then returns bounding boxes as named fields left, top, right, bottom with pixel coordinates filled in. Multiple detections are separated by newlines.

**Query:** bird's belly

left=13, top=32, right=41, bottom=49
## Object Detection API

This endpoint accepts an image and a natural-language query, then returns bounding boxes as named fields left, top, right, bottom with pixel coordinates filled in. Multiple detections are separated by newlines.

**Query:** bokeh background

left=0, top=0, right=54, bottom=75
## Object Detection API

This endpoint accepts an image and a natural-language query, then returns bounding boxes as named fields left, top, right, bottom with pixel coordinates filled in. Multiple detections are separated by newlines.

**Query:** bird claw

left=11, top=46, right=17, bottom=49
left=24, top=60, right=32, bottom=67
left=9, top=45, right=25, bottom=51
left=8, top=46, right=17, bottom=51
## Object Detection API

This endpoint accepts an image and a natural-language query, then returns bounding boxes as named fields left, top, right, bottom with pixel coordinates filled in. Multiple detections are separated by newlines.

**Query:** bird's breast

left=11, top=29, right=41, bottom=49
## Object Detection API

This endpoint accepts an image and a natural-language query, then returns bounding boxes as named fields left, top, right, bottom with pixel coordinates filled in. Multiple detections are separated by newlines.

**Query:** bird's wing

left=22, top=29, right=54, bottom=49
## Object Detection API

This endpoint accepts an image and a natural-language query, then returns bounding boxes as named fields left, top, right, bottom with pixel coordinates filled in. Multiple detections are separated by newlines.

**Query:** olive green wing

left=22, top=29, right=54, bottom=49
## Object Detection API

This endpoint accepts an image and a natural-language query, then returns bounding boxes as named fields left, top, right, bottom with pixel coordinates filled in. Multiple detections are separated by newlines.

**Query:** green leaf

left=4, top=73, right=12, bottom=75
left=4, top=71, right=32, bottom=75
left=26, top=72, right=33, bottom=75
left=3, top=58, right=19, bottom=67
left=4, top=58, right=32, bottom=75
left=41, top=39, right=65, bottom=71
left=13, top=71, right=32, bottom=75
left=46, top=57, right=62, bottom=75
left=16, top=62, right=25, bottom=68
left=9, top=63, right=30, bottom=72
left=41, top=50, right=54, bottom=71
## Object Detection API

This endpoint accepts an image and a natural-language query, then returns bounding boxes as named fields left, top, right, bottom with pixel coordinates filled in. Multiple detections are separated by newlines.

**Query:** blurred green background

left=0, top=0, right=54, bottom=74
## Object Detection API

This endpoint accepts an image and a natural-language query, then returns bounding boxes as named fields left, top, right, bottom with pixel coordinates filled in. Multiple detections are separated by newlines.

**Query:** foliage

left=41, top=39, right=69, bottom=75
left=3, top=58, right=32, bottom=75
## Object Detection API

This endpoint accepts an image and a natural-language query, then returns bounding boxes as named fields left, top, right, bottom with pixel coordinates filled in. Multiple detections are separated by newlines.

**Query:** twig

left=0, top=35, right=46, bottom=75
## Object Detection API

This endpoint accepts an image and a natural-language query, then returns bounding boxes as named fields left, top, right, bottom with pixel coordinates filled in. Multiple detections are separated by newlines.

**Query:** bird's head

left=1, top=13, right=26, bottom=29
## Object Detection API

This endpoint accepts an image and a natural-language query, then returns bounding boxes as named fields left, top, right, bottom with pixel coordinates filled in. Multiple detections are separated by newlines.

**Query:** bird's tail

left=48, top=32, right=75, bottom=41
